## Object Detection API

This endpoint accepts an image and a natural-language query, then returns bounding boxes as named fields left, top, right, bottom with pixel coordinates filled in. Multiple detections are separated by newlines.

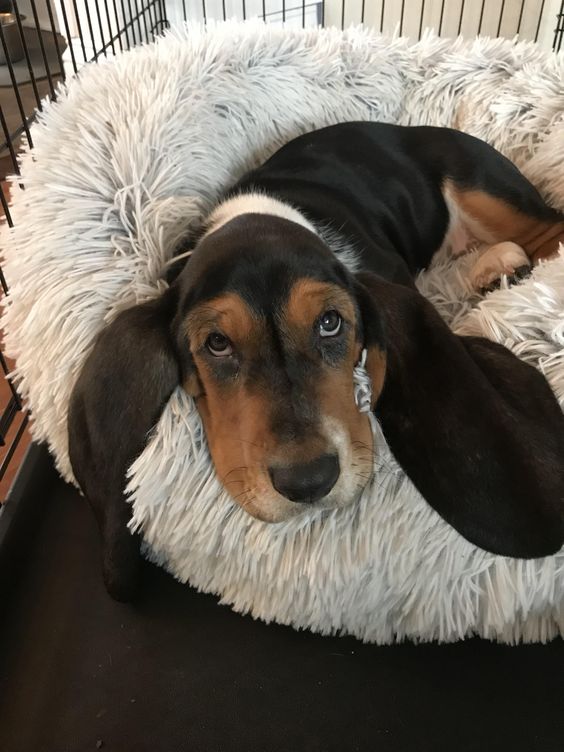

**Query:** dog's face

left=174, top=214, right=386, bottom=522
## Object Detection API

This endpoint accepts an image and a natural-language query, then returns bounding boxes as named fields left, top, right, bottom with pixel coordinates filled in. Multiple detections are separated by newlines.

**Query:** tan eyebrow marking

left=185, top=292, right=259, bottom=348
left=284, top=279, right=357, bottom=335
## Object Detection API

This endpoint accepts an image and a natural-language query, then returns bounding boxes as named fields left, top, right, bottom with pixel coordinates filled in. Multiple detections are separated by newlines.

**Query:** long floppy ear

left=68, top=286, right=181, bottom=601
left=355, top=272, right=564, bottom=558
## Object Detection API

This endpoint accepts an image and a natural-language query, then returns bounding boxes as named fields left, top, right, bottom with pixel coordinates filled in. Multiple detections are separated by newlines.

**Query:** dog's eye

left=319, top=310, right=342, bottom=337
left=206, top=332, right=233, bottom=357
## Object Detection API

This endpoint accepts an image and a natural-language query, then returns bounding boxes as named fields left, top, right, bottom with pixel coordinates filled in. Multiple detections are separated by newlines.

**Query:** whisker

left=241, top=494, right=258, bottom=510
left=232, top=487, right=254, bottom=501
left=355, top=473, right=372, bottom=481
left=221, top=465, right=249, bottom=482
left=229, top=437, right=264, bottom=450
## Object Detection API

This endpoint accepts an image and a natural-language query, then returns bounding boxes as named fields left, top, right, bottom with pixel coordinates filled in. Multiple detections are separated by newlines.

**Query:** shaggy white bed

left=3, top=22, right=564, bottom=644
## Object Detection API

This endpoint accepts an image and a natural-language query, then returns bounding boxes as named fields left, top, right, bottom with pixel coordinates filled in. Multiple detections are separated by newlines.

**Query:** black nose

left=268, top=454, right=340, bottom=503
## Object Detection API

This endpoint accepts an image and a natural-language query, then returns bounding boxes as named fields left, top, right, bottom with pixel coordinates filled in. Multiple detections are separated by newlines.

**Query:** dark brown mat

left=1, top=468, right=563, bottom=752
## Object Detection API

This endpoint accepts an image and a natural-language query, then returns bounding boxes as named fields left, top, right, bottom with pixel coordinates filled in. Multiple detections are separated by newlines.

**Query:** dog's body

left=226, top=122, right=564, bottom=289
left=68, top=123, right=564, bottom=601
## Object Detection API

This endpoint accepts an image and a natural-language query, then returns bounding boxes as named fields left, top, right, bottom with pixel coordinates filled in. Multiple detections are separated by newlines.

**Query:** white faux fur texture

left=3, top=22, right=564, bottom=643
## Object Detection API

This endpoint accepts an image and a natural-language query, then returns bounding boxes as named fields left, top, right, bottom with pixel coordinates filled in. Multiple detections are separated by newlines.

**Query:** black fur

left=358, top=272, right=564, bottom=557
left=68, top=289, right=180, bottom=601
left=68, top=123, right=564, bottom=600
left=233, top=122, right=561, bottom=281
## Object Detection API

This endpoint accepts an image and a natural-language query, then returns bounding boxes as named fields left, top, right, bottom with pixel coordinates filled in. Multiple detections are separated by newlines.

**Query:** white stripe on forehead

left=204, top=193, right=318, bottom=238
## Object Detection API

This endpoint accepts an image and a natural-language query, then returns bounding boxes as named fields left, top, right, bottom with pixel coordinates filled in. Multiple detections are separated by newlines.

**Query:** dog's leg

left=469, top=241, right=530, bottom=292
left=444, top=182, right=564, bottom=292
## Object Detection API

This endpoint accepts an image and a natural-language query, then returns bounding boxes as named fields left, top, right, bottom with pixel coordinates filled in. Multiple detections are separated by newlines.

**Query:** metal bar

left=242, top=0, right=246, bottom=20
left=0, top=106, right=21, bottom=176
left=0, top=270, right=9, bottom=301
left=535, top=0, right=547, bottom=42
left=90, top=2, right=160, bottom=56
left=320, top=0, right=325, bottom=28
left=263, top=1, right=320, bottom=17
left=110, top=0, right=125, bottom=51
left=0, top=413, right=29, bottom=483
left=553, top=0, right=564, bottom=49
left=0, top=111, right=41, bottom=158
left=438, top=0, right=445, bottom=35
left=140, top=0, right=151, bottom=41
left=496, top=0, right=506, bottom=36
left=82, top=0, right=100, bottom=61
left=71, top=0, right=89, bottom=61
left=158, top=0, right=167, bottom=33
left=477, top=0, right=486, bottom=34
left=135, top=0, right=150, bottom=42
left=131, top=0, right=144, bottom=42
left=380, top=0, right=385, bottom=32
left=282, top=0, right=285, bottom=23
left=516, top=0, right=526, bottom=35
left=92, top=0, right=109, bottom=56
left=202, top=0, right=207, bottom=23
left=145, top=0, right=156, bottom=40
left=457, top=0, right=465, bottom=34
left=302, top=0, right=305, bottom=27
left=28, top=0, right=57, bottom=96
left=0, top=182, right=13, bottom=229
left=418, top=0, right=425, bottom=39
left=399, top=0, right=405, bottom=35
left=0, top=397, right=20, bottom=446
left=44, top=0, right=67, bottom=80
left=90, top=15, right=145, bottom=54
left=58, top=0, right=80, bottom=72
left=118, top=0, right=131, bottom=48
left=0, top=264, right=8, bottom=294
left=125, top=0, right=137, bottom=44
left=222, top=0, right=226, bottom=22
left=0, top=27, right=34, bottom=148
left=11, top=0, right=42, bottom=107
left=0, top=353, right=20, bottom=411
left=102, top=0, right=117, bottom=54
left=361, top=0, right=365, bottom=25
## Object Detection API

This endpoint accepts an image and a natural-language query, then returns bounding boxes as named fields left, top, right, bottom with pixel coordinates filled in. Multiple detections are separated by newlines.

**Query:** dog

left=68, top=123, right=564, bottom=601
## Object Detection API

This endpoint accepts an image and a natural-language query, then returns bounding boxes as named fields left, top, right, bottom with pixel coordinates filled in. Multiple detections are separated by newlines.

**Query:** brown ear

left=353, top=277, right=387, bottom=409
left=365, top=347, right=387, bottom=410
left=355, top=271, right=564, bottom=558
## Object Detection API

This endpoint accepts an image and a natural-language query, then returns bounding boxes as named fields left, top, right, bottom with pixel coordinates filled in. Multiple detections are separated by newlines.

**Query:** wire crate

left=0, top=0, right=563, bottom=500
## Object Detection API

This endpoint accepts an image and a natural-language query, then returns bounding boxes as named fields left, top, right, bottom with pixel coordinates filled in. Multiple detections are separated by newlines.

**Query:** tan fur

left=285, top=279, right=357, bottom=335
left=186, top=292, right=258, bottom=348
left=446, top=184, right=564, bottom=261
left=182, top=281, right=383, bottom=521
left=285, top=280, right=383, bottom=476
left=186, top=294, right=281, bottom=520
left=365, top=348, right=387, bottom=409
left=469, top=241, right=530, bottom=291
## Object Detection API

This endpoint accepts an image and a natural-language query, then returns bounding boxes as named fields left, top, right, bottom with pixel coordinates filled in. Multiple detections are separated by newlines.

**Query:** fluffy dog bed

left=3, top=22, right=564, bottom=644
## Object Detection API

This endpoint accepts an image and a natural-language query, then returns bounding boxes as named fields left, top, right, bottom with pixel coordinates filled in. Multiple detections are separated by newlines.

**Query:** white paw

left=469, top=242, right=530, bottom=292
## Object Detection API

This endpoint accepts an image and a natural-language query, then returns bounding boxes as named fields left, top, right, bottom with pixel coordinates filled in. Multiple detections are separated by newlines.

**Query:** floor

left=0, top=180, right=31, bottom=501
left=1, top=471, right=563, bottom=752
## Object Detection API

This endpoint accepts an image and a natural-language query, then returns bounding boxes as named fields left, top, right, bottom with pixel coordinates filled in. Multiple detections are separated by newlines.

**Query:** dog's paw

left=470, top=242, right=531, bottom=294
left=479, top=264, right=532, bottom=295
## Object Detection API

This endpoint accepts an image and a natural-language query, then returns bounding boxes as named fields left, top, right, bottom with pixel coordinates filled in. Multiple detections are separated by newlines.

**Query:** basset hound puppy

left=68, top=123, right=564, bottom=601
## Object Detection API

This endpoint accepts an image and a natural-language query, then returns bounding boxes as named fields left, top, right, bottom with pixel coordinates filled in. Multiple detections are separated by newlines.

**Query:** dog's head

left=68, top=204, right=564, bottom=602
left=172, top=212, right=385, bottom=521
